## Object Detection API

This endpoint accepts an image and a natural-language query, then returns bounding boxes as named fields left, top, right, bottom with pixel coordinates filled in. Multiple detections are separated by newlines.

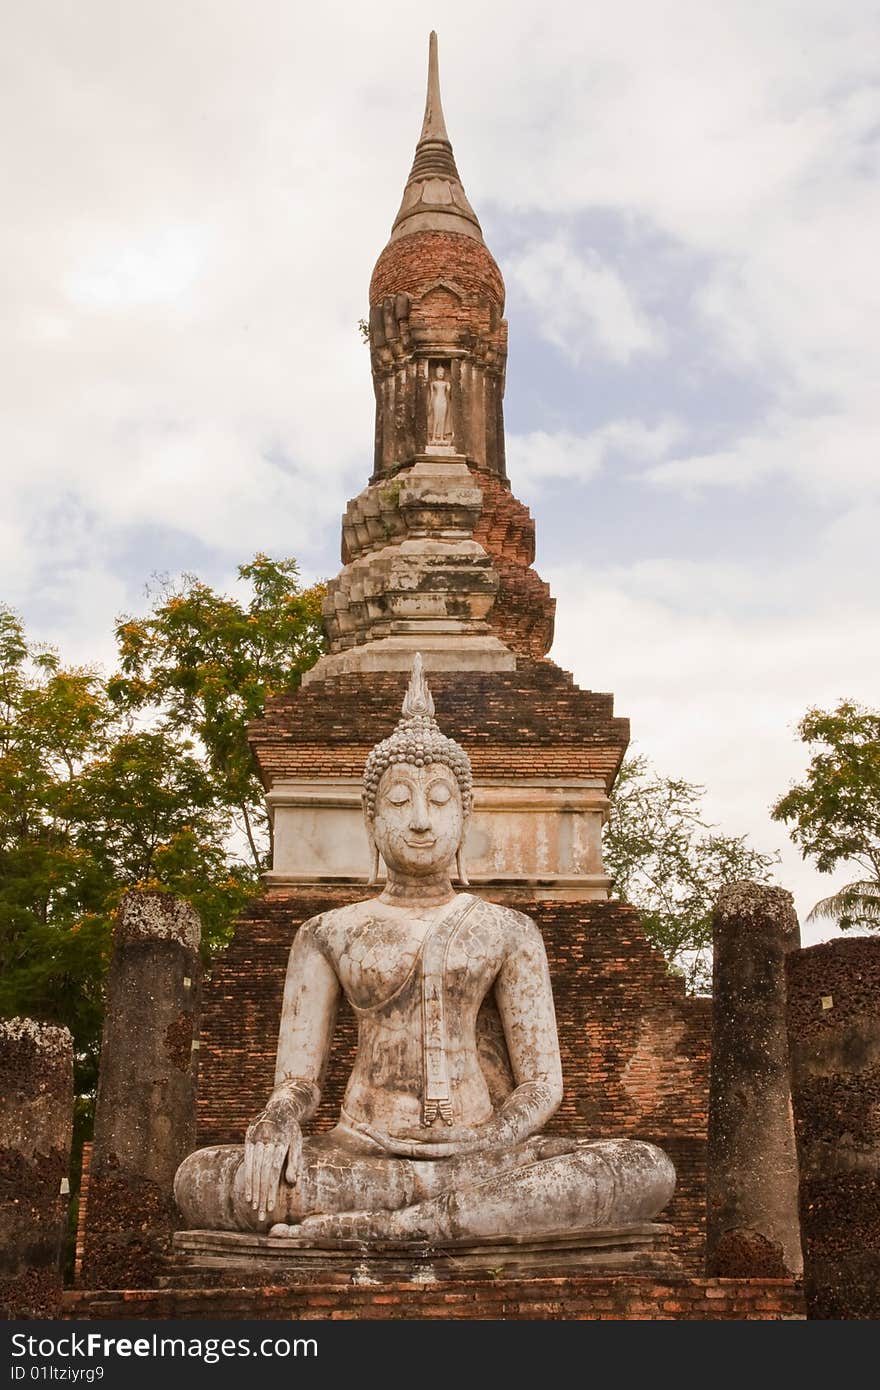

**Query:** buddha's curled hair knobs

left=362, top=653, right=473, bottom=818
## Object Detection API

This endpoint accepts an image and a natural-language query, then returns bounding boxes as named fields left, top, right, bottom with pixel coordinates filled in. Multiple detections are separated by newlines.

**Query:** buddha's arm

left=491, top=916, right=564, bottom=1143
left=273, top=918, right=340, bottom=1109
left=244, top=918, right=340, bottom=1219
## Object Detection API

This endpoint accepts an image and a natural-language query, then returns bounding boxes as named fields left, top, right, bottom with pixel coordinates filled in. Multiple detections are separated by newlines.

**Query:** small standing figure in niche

left=427, top=365, right=453, bottom=447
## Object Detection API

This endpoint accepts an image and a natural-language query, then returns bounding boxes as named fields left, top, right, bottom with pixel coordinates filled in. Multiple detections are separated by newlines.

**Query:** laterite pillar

left=81, top=891, right=201, bottom=1287
left=0, top=1018, right=73, bottom=1317
left=706, top=881, right=802, bottom=1276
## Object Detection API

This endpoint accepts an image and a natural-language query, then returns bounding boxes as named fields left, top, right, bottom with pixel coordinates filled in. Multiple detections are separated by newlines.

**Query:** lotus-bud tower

left=313, top=32, right=555, bottom=683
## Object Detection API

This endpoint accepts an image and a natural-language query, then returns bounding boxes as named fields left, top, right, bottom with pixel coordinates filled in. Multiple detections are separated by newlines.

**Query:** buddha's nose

left=409, top=788, right=431, bottom=832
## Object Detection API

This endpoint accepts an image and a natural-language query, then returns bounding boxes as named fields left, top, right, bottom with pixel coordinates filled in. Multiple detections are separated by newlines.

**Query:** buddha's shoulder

left=292, top=894, right=541, bottom=951
left=463, top=894, right=542, bottom=945
left=293, top=898, right=387, bottom=947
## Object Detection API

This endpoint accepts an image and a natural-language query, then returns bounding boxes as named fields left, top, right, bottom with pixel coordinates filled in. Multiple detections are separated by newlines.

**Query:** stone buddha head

left=363, top=655, right=472, bottom=886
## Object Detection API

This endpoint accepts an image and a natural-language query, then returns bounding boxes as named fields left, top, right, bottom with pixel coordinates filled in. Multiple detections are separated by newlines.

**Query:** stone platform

left=171, top=1224, right=675, bottom=1285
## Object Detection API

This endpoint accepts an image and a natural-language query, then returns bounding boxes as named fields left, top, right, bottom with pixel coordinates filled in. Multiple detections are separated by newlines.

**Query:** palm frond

left=807, top=879, right=880, bottom=928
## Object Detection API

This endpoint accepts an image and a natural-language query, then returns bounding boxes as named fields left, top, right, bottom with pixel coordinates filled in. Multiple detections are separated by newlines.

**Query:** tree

left=772, top=700, right=880, bottom=932
left=108, top=555, right=325, bottom=869
left=0, top=612, right=246, bottom=1092
left=0, top=556, right=326, bottom=1090
left=604, top=753, right=779, bottom=992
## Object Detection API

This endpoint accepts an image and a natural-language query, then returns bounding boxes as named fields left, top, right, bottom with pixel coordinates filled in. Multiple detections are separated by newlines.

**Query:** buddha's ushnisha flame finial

left=401, top=651, right=435, bottom=720
left=361, top=654, right=473, bottom=821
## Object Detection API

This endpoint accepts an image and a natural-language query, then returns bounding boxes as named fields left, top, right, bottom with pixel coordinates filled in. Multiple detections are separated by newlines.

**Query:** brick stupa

left=196, top=34, right=713, bottom=1270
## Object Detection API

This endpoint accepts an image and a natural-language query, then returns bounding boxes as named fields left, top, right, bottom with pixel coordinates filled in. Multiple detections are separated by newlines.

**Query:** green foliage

left=604, top=753, right=779, bottom=992
left=0, top=557, right=326, bottom=1094
left=109, top=554, right=325, bottom=868
left=0, top=610, right=112, bottom=1089
left=772, top=700, right=880, bottom=932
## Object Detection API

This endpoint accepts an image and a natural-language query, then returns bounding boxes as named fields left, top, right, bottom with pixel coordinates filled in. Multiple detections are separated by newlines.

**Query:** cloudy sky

left=4, top=1, right=879, bottom=939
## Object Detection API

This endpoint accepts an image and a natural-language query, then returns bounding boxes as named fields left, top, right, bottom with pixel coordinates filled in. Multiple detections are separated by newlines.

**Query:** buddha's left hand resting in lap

left=174, top=657, right=675, bottom=1244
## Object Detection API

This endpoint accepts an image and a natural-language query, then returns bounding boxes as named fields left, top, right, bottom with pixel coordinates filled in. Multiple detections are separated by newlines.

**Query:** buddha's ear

left=455, top=846, right=470, bottom=887
left=364, top=815, right=381, bottom=885
left=368, top=842, right=381, bottom=886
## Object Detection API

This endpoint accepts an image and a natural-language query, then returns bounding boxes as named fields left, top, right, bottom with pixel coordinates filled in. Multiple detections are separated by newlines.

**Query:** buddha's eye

left=386, top=784, right=411, bottom=806
left=428, top=783, right=452, bottom=806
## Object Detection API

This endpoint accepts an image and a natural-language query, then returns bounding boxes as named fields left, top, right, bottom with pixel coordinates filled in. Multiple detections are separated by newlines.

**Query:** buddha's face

left=371, top=762, right=463, bottom=878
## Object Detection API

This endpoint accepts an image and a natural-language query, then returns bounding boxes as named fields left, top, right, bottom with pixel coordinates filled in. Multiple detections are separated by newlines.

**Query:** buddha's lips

left=404, top=837, right=436, bottom=847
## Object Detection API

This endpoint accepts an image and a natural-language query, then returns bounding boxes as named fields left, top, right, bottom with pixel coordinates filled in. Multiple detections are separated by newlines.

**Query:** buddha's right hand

left=243, top=1096, right=303, bottom=1222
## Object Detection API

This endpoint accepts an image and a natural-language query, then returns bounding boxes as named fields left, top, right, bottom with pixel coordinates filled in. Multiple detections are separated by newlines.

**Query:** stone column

left=81, top=890, right=201, bottom=1288
left=0, top=1018, right=73, bottom=1317
left=706, top=881, right=802, bottom=1276
left=786, top=937, right=880, bottom=1318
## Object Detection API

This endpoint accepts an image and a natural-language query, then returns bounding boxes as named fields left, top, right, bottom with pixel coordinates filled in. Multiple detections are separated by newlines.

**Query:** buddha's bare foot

left=269, top=1211, right=385, bottom=1244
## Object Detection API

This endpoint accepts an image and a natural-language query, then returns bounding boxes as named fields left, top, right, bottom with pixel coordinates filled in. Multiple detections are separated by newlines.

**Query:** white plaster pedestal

left=265, top=777, right=611, bottom=901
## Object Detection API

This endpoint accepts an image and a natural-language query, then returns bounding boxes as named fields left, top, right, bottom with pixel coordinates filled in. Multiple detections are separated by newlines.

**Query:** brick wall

left=472, top=473, right=536, bottom=567
left=471, top=472, right=556, bottom=656
left=63, top=1277, right=803, bottom=1320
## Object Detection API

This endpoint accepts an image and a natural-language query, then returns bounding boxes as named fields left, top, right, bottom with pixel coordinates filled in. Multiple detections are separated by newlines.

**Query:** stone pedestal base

left=171, top=1224, right=676, bottom=1285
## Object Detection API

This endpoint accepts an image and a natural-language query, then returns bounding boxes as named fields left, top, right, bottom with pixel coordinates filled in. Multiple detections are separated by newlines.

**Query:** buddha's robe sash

left=420, top=895, right=477, bottom=1124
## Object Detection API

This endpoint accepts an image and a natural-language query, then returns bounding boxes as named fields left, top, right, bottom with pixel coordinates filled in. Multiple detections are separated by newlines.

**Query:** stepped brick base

left=62, top=1276, right=804, bottom=1320
left=249, top=661, right=629, bottom=787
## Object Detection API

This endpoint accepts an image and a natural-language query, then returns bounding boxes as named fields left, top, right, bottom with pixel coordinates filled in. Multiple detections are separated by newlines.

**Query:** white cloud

left=547, top=551, right=880, bottom=941
left=507, top=238, right=664, bottom=364
left=507, top=418, right=682, bottom=494
left=64, top=225, right=219, bottom=311
left=479, top=4, right=880, bottom=514
left=646, top=409, right=880, bottom=503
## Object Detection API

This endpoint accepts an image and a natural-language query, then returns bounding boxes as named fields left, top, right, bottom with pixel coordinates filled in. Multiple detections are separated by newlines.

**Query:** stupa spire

left=390, top=32, right=482, bottom=242
left=420, top=31, right=450, bottom=142
left=304, top=30, right=556, bottom=685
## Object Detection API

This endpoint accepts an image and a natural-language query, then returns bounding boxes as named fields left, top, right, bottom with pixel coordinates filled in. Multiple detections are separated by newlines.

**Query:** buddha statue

left=427, top=364, right=453, bottom=448
left=174, top=657, right=675, bottom=1245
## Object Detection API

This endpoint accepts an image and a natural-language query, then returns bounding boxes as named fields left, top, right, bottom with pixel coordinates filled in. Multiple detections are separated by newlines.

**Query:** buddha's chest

left=331, top=908, right=506, bottom=1016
